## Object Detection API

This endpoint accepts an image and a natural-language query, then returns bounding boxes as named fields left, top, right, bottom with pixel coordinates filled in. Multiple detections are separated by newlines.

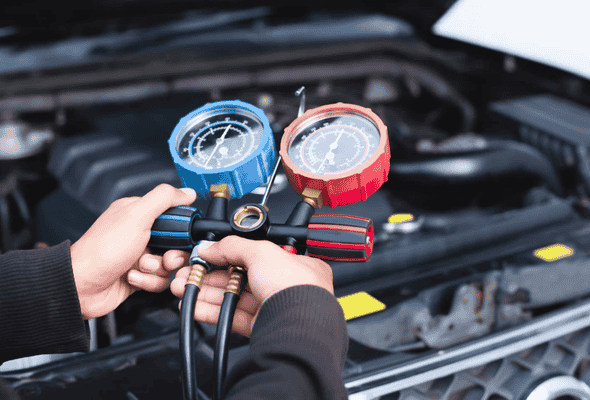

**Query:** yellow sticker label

left=533, top=243, right=575, bottom=262
left=337, top=291, right=386, bottom=321
left=388, top=214, right=414, bottom=224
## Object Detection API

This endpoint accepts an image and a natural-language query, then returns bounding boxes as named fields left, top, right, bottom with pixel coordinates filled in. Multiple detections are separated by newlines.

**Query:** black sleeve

left=224, top=284, right=349, bottom=400
left=0, top=241, right=90, bottom=365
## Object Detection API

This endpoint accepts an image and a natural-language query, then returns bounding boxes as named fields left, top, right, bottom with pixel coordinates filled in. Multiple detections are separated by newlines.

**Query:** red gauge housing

left=280, top=103, right=391, bottom=208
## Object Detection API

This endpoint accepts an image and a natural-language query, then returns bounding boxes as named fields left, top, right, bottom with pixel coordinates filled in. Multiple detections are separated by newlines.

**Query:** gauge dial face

left=287, top=111, right=381, bottom=175
left=175, top=108, right=265, bottom=170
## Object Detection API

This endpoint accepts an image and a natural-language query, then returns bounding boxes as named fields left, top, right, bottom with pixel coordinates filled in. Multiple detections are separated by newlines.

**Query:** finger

left=198, top=236, right=288, bottom=269
left=170, top=268, right=231, bottom=298
left=135, top=184, right=197, bottom=225
left=170, top=267, right=191, bottom=297
left=138, top=254, right=171, bottom=277
left=162, top=250, right=190, bottom=272
left=202, top=270, right=233, bottom=288
left=180, top=301, right=255, bottom=337
left=127, top=270, right=170, bottom=292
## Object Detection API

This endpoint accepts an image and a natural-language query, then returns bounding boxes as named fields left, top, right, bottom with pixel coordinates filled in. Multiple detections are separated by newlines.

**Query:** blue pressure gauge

left=169, top=100, right=277, bottom=199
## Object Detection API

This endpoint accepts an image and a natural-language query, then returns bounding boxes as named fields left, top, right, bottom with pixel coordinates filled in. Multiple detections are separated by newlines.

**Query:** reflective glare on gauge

left=175, top=108, right=265, bottom=170
left=287, top=111, right=381, bottom=175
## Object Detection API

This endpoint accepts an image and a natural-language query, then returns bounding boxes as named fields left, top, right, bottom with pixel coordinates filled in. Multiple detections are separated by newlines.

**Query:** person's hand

left=167, top=236, right=334, bottom=337
left=70, top=184, right=197, bottom=319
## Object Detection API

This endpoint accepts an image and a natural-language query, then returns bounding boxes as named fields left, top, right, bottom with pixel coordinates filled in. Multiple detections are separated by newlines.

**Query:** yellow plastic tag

left=388, top=214, right=414, bottom=224
left=533, top=243, right=575, bottom=262
left=337, top=291, right=386, bottom=321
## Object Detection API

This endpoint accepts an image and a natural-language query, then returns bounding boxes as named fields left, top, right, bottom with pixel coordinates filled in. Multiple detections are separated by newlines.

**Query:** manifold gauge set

left=147, top=88, right=391, bottom=400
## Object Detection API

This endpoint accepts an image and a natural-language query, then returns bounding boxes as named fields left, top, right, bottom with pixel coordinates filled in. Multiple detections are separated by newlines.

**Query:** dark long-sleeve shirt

left=0, top=242, right=349, bottom=399
left=225, top=285, right=349, bottom=399
left=0, top=241, right=89, bottom=364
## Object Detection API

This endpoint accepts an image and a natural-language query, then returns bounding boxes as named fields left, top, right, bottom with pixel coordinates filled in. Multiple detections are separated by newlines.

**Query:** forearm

left=0, top=241, right=89, bottom=364
left=224, top=285, right=349, bottom=400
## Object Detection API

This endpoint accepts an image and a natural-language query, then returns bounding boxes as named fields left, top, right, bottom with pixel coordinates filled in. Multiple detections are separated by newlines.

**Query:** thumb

left=136, top=184, right=197, bottom=224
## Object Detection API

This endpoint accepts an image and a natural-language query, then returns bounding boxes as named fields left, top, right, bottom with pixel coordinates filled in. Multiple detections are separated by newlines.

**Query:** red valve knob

left=306, top=214, right=374, bottom=261
left=281, top=245, right=298, bottom=254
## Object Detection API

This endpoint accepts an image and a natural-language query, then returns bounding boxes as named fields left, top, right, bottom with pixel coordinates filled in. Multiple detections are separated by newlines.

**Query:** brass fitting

left=233, top=205, right=265, bottom=229
left=226, top=266, right=247, bottom=295
left=301, top=187, right=323, bottom=209
left=210, top=183, right=230, bottom=199
left=186, top=264, right=208, bottom=288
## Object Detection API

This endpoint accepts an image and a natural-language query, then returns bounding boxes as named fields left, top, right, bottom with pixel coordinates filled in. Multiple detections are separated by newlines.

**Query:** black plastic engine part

left=488, top=94, right=590, bottom=163
left=488, top=94, right=590, bottom=194
left=47, top=134, right=182, bottom=215
left=331, top=196, right=575, bottom=286
left=36, top=134, right=184, bottom=245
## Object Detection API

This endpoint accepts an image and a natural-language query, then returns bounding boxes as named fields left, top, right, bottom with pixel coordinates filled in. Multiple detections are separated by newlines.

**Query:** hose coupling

left=226, top=266, right=247, bottom=295
left=187, top=264, right=208, bottom=288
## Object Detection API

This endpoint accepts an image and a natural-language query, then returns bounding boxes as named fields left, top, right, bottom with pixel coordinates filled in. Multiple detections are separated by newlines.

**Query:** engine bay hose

left=390, top=139, right=563, bottom=196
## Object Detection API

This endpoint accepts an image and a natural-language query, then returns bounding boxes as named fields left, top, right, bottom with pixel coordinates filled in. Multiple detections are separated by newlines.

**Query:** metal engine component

left=0, top=117, right=54, bottom=252
left=415, top=133, right=488, bottom=154
left=417, top=274, right=497, bottom=349
left=0, top=119, right=53, bottom=160
left=347, top=273, right=499, bottom=351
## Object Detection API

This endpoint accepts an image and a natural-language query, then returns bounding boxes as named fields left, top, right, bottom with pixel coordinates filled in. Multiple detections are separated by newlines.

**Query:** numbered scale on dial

left=287, top=111, right=381, bottom=175
left=175, top=109, right=265, bottom=170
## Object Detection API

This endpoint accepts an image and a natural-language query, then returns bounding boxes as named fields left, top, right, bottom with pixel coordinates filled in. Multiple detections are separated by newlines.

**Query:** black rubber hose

left=390, top=140, right=563, bottom=196
left=180, top=284, right=200, bottom=400
left=214, top=292, right=240, bottom=400
left=401, top=63, right=476, bottom=133
left=0, top=195, right=12, bottom=252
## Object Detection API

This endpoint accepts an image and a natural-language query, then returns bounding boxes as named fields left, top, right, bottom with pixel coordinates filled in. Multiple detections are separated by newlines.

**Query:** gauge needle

left=205, top=124, right=232, bottom=167
left=317, top=130, right=344, bottom=173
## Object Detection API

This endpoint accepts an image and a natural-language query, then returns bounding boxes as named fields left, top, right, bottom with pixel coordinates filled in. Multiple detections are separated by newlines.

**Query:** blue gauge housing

left=169, top=100, right=277, bottom=199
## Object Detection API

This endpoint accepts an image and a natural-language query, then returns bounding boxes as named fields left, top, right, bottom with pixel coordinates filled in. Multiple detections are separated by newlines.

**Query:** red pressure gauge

left=280, top=103, right=391, bottom=208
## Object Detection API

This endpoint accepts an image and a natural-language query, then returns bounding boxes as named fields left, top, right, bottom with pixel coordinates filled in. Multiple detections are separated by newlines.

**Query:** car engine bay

left=2, top=3, right=590, bottom=399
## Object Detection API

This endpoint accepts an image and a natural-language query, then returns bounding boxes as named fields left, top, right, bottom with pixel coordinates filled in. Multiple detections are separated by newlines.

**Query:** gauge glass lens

left=287, top=111, right=381, bottom=175
left=176, top=108, right=264, bottom=170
